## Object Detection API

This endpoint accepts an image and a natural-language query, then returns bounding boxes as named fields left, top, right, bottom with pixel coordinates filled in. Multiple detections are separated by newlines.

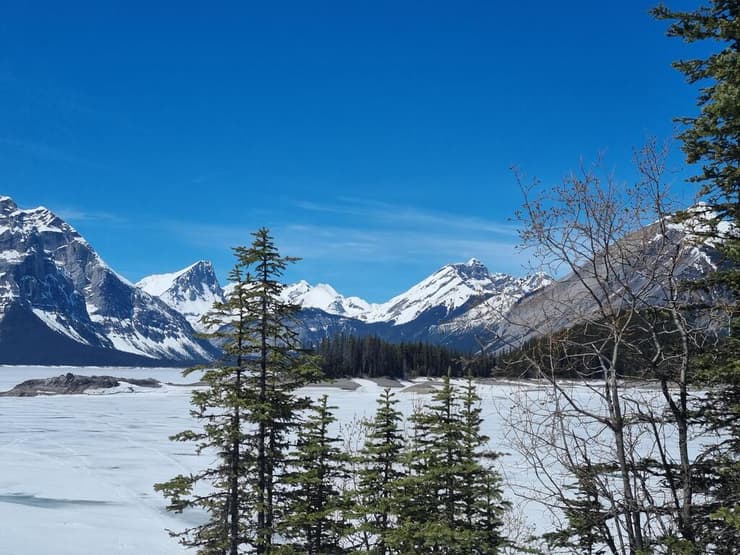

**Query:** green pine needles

left=154, top=228, right=321, bottom=555
left=387, top=374, right=508, bottom=554
left=280, top=395, right=350, bottom=554
left=353, top=388, right=406, bottom=554
left=654, top=1, right=740, bottom=549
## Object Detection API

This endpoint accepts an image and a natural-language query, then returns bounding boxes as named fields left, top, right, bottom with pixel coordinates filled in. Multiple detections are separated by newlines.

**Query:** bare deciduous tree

left=496, top=143, right=723, bottom=554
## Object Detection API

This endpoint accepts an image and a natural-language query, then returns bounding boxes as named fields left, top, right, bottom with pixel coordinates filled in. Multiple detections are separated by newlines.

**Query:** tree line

left=312, top=333, right=497, bottom=379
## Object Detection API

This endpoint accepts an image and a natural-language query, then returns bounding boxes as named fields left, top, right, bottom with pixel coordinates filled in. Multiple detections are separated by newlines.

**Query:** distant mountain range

left=0, top=196, right=218, bottom=365
left=139, top=256, right=553, bottom=352
left=482, top=216, right=726, bottom=355
left=0, top=195, right=723, bottom=366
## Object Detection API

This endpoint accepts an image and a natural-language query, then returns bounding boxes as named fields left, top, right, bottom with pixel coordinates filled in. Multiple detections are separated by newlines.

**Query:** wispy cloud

left=158, top=197, right=531, bottom=275
left=55, top=207, right=128, bottom=225
left=0, top=137, right=112, bottom=170
left=294, top=197, right=519, bottom=236
left=278, top=224, right=525, bottom=265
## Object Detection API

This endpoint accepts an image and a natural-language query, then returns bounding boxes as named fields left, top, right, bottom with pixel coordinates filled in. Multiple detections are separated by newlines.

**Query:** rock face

left=361, top=258, right=514, bottom=325
left=287, top=260, right=553, bottom=349
left=483, top=220, right=727, bottom=354
left=7, top=193, right=719, bottom=364
left=0, top=372, right=161, bottom=396
left=0, top=196, right=218, bottom=365
left=422, top=272, right=550, bottom=350
left=136, top=261, right=224, bottom=332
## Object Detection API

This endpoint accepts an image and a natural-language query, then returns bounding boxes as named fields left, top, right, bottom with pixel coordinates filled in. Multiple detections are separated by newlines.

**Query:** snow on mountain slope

left=275, top=258, right=548, bottom=330
left=431, top=272, right=553, bottom=337
left=359, top=258, right=525, bottom=325
left=0, top=196, right=215, bottom=364
left=0, top=192, right=549, bottom=362
left=165, top=258, right=552, bottom=349
left=137, top=261, right=224, bottom=332
left=483, top=219, right=727, bottom=355
left=143, top=271, right=372, bottom=325
left=136, top=268, right=191, bottom=297
left=280, top=280, right=372, bottom=318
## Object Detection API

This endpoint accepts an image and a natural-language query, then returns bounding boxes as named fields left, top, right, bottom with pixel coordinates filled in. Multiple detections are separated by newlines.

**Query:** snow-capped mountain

left=123, top=210, right=737, bottom=357
left=0, top=196, right=217, bottom=365
left=137, top=261, right=223, bottom=332
left=140, top=273, right=373, bottom=324
left=2, top=194, right=725, bottom=366
left=146, top=256, right=552, bottom=350
left=430, top=271, right=552, bottom=345
left=280, top=280, right=371, bottom=318
left=358, top=258, right=532, bottom=325
left=290, top=259, right=553, bottom=348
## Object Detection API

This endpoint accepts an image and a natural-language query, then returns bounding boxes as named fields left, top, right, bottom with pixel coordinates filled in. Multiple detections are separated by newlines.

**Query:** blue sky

left=1, top=1, right=708, bottom=301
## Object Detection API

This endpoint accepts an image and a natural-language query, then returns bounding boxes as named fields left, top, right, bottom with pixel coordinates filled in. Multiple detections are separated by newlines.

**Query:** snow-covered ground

left=0, top=366, right=683, bottom=553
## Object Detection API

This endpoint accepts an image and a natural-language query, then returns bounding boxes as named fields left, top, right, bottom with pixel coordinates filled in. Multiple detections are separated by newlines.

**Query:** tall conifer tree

left=354, top=388, right=405, bottom=554
left=653, top=2, right=740, bottom=546
left=154, top=228, right=320, bottom=554
left=389, top=374, right=507, bottom=554
left=457, top=374, right=507, bottom=553
left=280, top=395, right=349, bottom=554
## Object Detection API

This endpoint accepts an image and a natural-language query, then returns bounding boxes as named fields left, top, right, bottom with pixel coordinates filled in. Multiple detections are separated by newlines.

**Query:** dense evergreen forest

left=496, top=310, right=700, bottom=381
left=311, top=334, right=497, bottom=379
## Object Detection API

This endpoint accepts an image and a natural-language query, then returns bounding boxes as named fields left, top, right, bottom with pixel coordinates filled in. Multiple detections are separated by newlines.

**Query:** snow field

left=0, top=367, right=689, bottom=553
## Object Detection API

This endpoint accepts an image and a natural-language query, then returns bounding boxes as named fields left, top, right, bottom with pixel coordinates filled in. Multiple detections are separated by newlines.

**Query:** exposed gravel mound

left=0, top=373, right=161, bottom=397
left=400, top=382, right=440, bottom=394
left=305, top=378, right=361, bottom=391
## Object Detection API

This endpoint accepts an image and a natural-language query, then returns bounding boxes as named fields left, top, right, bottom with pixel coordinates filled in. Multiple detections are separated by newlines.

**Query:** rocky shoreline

left=0, top=373, right=524, bottom=397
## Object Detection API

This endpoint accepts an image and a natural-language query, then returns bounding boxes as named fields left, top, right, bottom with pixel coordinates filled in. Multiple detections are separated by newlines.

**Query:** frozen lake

left=0, top=365, right=664, bottom=553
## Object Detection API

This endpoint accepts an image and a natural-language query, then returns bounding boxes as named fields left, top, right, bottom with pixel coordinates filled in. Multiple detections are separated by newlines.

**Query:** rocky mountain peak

left=171, top=261, right=220, bottom=295
left=136, top=261, right=224, bottom=332
left=0, top=195, right=18, bottom=215
left=450, top=257, right=491, bottom=281
left=279, top=280, right=370, bottom=318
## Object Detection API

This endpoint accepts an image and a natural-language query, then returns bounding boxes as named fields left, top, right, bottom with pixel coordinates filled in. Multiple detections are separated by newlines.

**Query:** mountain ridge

left=1, top=194, right=722, bottom=366
left=139, top=255, right=553, bottom=350
left=137, top=260, right=224, bottom=332
left=0, top=196, right=218, bottom=365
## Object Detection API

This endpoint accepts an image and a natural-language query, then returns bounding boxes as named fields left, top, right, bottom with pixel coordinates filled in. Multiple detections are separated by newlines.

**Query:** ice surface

left=0, top=366, right=557, bottom=553
left=0, top=367, right=204, bottom=554
left=0, top=366, right=695, bottom=553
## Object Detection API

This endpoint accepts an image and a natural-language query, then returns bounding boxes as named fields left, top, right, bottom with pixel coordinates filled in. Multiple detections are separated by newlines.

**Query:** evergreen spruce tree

left=394, top=374, right=461, bottom=553
left=457, top=374, right=507, bottom=553
left=652, top=1, right=740, bottom=227
left=389, top=374, right=507, bottom=554
left=385, top=400, right=432, bottom=554
left=279, top=395, right=349, bottom=554
left=354, top=388, right=405, bottom=554
left=154, top=227, right=320, bottom=554
left=653, top=2, right=740, bottom=547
